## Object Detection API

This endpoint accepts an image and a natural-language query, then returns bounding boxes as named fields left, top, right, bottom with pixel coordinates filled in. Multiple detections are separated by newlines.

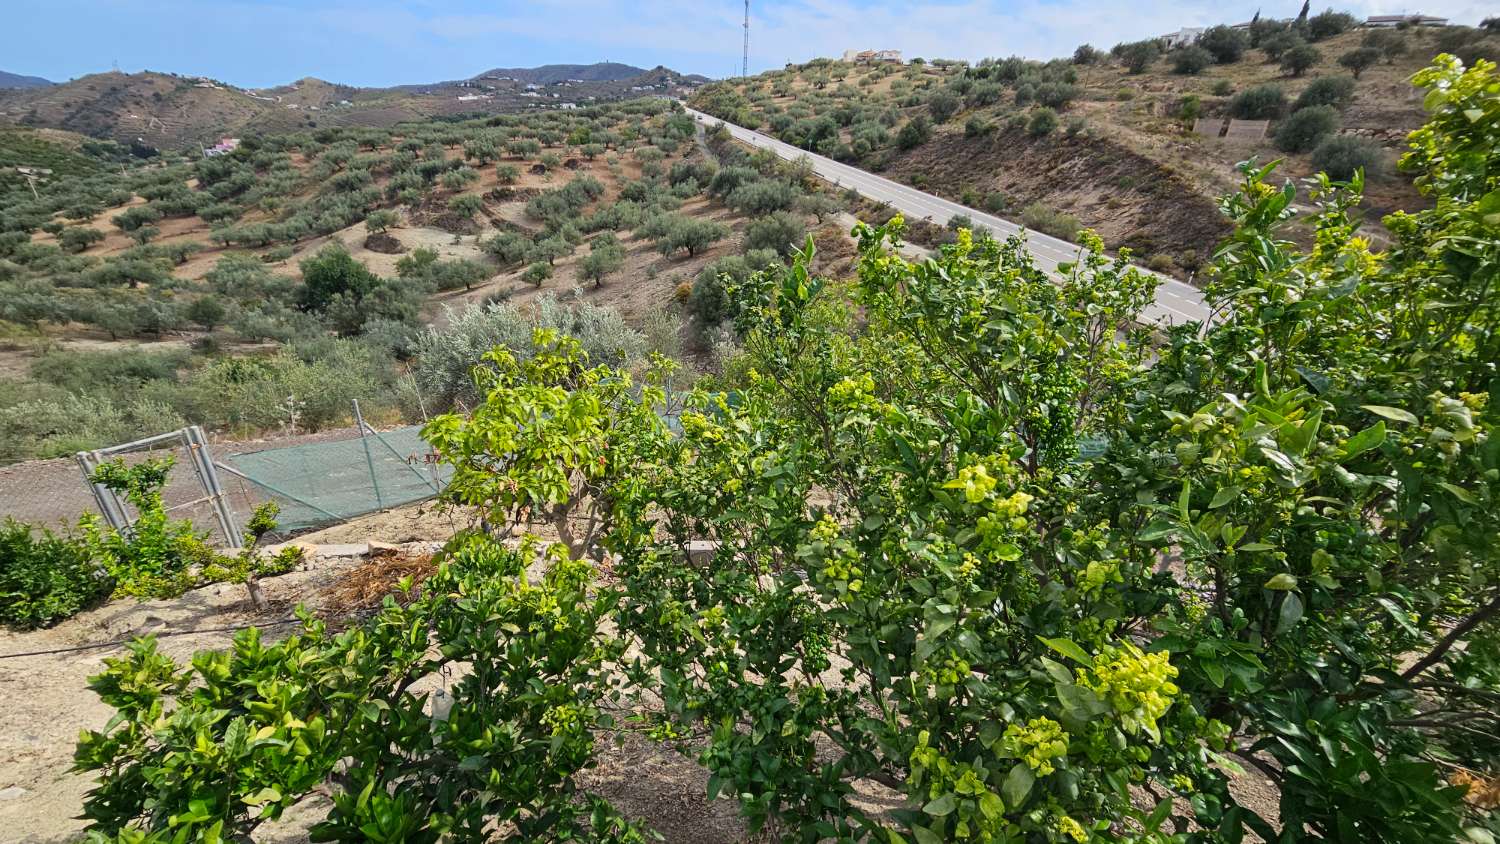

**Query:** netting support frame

left=75, top=426, right=241, bottom=545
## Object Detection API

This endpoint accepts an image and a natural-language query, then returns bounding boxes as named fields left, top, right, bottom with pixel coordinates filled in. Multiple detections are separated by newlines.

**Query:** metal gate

left=75, top=425, right=241, bottom=545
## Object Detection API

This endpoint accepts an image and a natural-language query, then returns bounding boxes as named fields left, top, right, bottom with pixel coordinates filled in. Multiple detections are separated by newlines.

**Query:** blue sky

left=7, top=0, right=1492, bottom=88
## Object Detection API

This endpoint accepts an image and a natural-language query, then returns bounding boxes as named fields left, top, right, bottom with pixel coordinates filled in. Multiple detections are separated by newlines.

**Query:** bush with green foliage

left=1019, top=201, right=1081, bottom=240
left=1306, top=9, right=1357, bottom=40
left=1260, top=30, right=1305, bottom=61
left=744, top=210, right=806, bottom=256
left=1198, top=25, right=1250, bottom=63
left=1281, top=43, right=1322, bottom=77
left=0, top=519, right=110, bottom=629
left=1117, top=39, right=1161, bottom=73
left=1230, top=83, right=1287, bottom=118
left=897, top=115, right=932, bottom=150
left=1312, top=133, right=1382, bottom=180
left=1294, top=75, right=1357, bottom=111
left=1172, top=46, right=1214, bottom=75
left=1027, top=107, right=1059, bottom=137
left=1275, top=105, right=1339, bottom=152
left=1338, top=47, right=1380, bottom=78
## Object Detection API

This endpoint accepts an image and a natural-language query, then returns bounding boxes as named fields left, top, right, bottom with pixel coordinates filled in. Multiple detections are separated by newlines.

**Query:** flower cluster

left=1002, top=716, right=1070, bottom=776
left=1080, top=643, right=1180, bottom=740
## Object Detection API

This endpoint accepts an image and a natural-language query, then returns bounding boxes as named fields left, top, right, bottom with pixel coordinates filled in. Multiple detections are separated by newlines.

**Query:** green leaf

left=1263, top=573, right=1298, bottom=590
left=242, top=786, right=282, bottom=806
left=1208, top=485, right=1242, bottom=509
left=1436, top=482, right=1479, bottom=505
left=911, top=825, right=944, bottom=844
left=1361, top=405, right=1418, bottom=425
left=923, top=794, right=957, bottom=817
left=1038, top=637, right=1094, bottom=667
left=1341, top=422, right=1385, bottom=459
left=1003, top=762, right=1033, bottom=807
left=1276, top=592, right=1304, bottom=634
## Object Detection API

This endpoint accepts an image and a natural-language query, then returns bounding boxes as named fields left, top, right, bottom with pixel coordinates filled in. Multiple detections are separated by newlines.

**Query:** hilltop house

left=1363, top=13, right=1448, bottom=27
left=841, top=49, right=903, bottom=64
left=1159, top=27, right=1205, bottom=47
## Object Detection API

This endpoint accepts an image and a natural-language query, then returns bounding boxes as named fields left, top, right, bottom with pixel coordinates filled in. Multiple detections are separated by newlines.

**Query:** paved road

left=682, top=106, right=1211, bottom=326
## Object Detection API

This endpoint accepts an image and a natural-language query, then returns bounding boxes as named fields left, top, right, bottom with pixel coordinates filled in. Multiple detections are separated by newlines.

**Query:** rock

left=367, top=541, right=400, bottom=557
left=0, top=786, right=29, bottom=801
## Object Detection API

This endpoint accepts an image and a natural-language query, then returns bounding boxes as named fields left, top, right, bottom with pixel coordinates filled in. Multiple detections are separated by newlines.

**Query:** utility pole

left=742, top=0, right=750, bottom=78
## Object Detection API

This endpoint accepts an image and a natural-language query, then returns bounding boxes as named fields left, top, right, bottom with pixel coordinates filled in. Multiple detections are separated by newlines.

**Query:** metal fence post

left=187, top=426, right=241, bottom=543
left=76, top=449, right=129, bottom=530
left=353, top=400, right=384, bottom=510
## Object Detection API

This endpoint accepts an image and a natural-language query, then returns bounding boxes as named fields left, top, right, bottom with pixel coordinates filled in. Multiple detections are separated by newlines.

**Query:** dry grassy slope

left=704, top=27, right=1458, bottom=268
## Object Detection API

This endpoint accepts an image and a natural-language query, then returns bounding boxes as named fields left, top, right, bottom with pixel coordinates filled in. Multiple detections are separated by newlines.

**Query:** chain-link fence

left=218, top=423, right=451, bottom=534
left=0, top=413, right=451, bottom=543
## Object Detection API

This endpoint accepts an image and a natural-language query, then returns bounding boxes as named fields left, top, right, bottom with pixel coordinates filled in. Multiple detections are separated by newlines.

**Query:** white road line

left=684, top=106, right=1211, bottom=325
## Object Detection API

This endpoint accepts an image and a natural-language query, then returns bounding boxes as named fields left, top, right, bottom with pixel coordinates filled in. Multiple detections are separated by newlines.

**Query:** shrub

left=1230, top=84, right=1287, bottom=118
left=365, top=208, right=400, bottom=233
left=59, top=226, right=105, bottom=253
left=1212, top=79, right=1234, bottom=96
left=1172, top=46, right=1213, bottom=75
left=414, top=297, right=644, bottom=408
left=1295, top=75, right=1357, bottom=111
left=1073, top=44, right=1102, bottom=64
left=897, top=116, right=932, bottom=150
left=690, top=255, right=752, bottom=325
left=1034, top=82, right=1078, bottom=110
left=1178, top=94, right=1202, bottom=121
left=927, top=90, right=961, bottom=123
left=1117, top=39, right=1160, bottom=73
left=1275, top=105, right=1339, bottom=152
left=1338, top=47, right=1380, bottom=79
left=1311, top=134, right=1381, bottom=180
left=1306, top=9, right=1356, bottom=40
left=744, top=211, right=806, bottom=256
left=1198, top=25, right=1249, bottom=63
left=1259, top=31, right=1304, bottom=61
left=1027, top=107, right=1059, bottom=137
left=298, top=243, right=379, bottom=311
left=1280, top=43, right=1322, bottom=77
left=0, top=519, right=109, bottom=629
left=1020, top=201, right=1080, bottom=241
left=521, top=261, right=552, bottom=287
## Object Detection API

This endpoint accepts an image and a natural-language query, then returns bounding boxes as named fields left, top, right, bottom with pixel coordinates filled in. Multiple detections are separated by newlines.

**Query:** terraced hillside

left=0, top=101, right=851, bottom=462
left=691, top=19, right=1498, bottom=272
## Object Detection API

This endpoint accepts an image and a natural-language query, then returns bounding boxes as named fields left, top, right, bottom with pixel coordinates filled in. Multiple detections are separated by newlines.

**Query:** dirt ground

left=0, top=503, right=754, bottom=843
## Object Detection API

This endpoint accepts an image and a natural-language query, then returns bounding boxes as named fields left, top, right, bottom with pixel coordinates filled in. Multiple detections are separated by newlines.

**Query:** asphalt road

left=682, top=106, right=1211, bottom=326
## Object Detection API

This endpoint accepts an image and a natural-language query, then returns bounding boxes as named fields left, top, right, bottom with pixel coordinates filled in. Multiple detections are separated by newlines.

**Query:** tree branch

left=1402, top=590, right=1500, bottom=681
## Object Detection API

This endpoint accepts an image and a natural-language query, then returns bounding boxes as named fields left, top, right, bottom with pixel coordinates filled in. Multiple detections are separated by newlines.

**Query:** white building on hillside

left=841, top=49, right=903, bottom=63
left=1363, top=13, right=1448, bottom=27
left=1159, top=27, right=1205, bottom=48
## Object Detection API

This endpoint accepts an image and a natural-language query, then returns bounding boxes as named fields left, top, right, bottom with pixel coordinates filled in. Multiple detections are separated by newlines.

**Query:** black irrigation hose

left=0, top=616, right=304, bottom=661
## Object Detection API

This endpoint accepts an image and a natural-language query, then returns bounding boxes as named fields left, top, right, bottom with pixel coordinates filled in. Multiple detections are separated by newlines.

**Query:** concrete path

left=682, top=106, right=1212, bottom=326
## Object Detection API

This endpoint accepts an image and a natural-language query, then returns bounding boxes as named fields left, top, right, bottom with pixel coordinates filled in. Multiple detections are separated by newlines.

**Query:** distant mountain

left=0, top=64, right=706, bottom=150
left=470, top=63, right=647, bottom=85
left=0, top=71, right=52, bottom=89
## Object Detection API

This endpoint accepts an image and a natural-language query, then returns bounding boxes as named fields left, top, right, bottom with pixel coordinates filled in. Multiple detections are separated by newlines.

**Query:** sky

left=6, top=0, right=1493, bottom=88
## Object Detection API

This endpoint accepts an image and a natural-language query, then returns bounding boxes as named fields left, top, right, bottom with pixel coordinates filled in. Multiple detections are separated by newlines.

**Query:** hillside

left=689, top=21, right=1497, bottom=272
left=0, top=98, right=856, bottom=464
left=0, top=65, right=707, bottom=150
left=0, top=70, right=52, bottom=89
left=472, top=62, right=647, bottom=84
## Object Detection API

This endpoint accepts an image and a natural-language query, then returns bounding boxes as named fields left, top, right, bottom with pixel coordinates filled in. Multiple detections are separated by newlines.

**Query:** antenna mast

left=742, top=0, right=750, bottom=78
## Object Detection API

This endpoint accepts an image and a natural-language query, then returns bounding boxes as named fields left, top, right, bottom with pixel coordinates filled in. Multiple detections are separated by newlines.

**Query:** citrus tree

left=73, top=56, right=1499, bottom=843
